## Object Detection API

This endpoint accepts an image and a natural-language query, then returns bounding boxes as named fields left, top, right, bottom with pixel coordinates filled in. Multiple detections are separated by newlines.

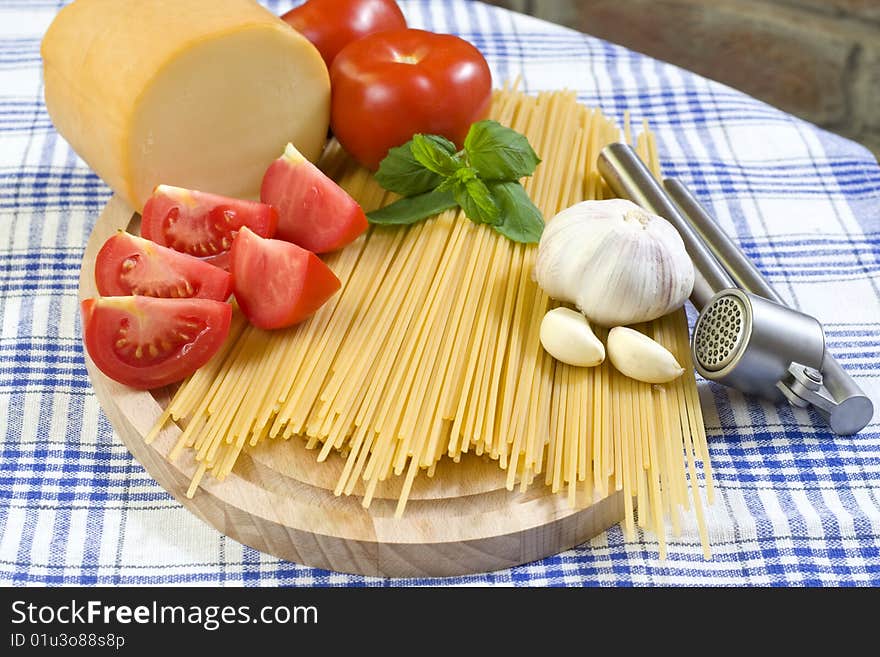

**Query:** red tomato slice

left=281, top=0, right=407, bottom=69
left=231, top=227, right=341, bottom=330
left=81, top=296, right=232, bottom=389
left=141, top=185, right=278, bottom=270
left=260, top=143, right=368, bottom=253
left=330, top=28, right=492, bottom=170
left=95, top=231, right=232, bottom=301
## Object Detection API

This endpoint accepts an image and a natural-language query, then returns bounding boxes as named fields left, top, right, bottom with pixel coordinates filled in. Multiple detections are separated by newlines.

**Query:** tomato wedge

left=260, top=143, right=368, bottom=253
left=95, top=231, right=232, bottom=301
left=141, top=185, right=278, bottom=270
left=231, top=227, right=341, bottom=330
left=81, top=296, right=232, bottom=389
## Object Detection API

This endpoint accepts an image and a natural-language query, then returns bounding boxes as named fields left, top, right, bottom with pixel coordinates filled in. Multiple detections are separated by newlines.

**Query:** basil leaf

left=367, top=190, right=458, bottom=225
left=489, top=181, right=544, bottom=243
left=436, top=166, right=476, bottom=193
left=465, top=120, right=542, bottom=181
left=454, top=177, right=501, bottom=225
left=411, top=134, right=462, bottom=177
left=375, top=141, right=447, bottom=197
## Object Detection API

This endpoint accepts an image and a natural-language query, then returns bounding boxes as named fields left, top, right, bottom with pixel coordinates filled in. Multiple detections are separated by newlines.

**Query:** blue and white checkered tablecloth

left=1, top=0, right=879, bottom=587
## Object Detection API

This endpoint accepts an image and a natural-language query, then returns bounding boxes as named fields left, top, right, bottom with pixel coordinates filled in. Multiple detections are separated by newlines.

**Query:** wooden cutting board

left=77, top=194, right=624, bottom=578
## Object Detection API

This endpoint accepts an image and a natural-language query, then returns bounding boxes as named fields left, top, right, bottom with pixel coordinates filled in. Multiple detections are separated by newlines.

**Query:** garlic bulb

left=607, top=326, right=684, bottom=384
left=535, top=199, right=694, bottom=327
left=540, top=307, right=605, bottom=367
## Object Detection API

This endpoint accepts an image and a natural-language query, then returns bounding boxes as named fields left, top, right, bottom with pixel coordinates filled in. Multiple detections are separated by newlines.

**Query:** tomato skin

left=95, top=231, right=232, bottom=301
left=231, top=227, right=341, bottom=330
left=141, top=185, right=278, bottom=270
left=330, top=28, right=492, bottom=170
left=81, top=296, right=232, bottom=389
left=260, top=144, right=368, bottom=253
left=281, top=0, right=407, bottom=69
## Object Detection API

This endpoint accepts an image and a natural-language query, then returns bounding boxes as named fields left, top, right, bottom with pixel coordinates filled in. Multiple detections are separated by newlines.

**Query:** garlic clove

left=535, top=199, right=695, bottom=327
left=607, top=326, right=685, bottom=383
left=540, top=307, right=605, bottom=367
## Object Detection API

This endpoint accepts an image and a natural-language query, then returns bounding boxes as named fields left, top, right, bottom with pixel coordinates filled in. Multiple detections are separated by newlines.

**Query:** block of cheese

left=42, top=0, right=330, bottom=212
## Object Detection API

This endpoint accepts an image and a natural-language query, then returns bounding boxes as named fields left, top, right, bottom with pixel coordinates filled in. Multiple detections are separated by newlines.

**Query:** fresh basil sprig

left=368, top=120, right=544, bottom=244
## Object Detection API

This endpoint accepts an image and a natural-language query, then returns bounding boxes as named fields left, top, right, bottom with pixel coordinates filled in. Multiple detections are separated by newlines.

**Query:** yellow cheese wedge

left=42, top=0, right=330, bottom=212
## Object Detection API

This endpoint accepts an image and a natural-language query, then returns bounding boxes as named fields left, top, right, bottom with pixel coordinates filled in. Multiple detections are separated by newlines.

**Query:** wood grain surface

left=77, top=194, right=625, bottom=578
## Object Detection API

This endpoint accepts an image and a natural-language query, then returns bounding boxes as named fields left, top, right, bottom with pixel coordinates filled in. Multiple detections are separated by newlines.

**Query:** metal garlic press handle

left=597, top=143, right=736, bottom=308
left=664, top=179, right=874, bottom=436
left=663, top=179, right=778, bottom=303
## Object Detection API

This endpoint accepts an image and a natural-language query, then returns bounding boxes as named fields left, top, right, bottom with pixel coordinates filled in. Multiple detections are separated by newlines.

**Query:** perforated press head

left=694, top=293, right=748, bottom=372
left=692, top=289, right=826, bottom=400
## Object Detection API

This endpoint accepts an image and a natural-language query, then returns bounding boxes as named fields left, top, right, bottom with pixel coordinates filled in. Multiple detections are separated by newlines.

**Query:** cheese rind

left=42, top=0, right=330, bottom=211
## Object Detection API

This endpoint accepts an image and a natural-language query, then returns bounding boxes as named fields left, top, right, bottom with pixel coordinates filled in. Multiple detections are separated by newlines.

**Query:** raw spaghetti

left=147, top=88, right=715, bottom=558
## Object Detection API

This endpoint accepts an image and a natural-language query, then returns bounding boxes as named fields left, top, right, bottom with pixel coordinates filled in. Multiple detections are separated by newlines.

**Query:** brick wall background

left=486, top=0, right=880, bottom=160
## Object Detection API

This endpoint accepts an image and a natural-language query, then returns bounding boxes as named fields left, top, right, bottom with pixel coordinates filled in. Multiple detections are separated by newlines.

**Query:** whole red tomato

left=282, top=0, right=407, bottom=69
left=330, top=29, right=493, bottom=170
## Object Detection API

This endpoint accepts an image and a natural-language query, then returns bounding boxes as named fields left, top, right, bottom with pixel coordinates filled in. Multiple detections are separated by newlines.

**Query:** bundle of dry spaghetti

left=148, top=88, right=714, bottom=558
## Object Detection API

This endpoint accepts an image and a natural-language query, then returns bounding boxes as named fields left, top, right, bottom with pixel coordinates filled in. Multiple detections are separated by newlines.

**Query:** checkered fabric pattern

left=1, top=0, right=878, bottom=587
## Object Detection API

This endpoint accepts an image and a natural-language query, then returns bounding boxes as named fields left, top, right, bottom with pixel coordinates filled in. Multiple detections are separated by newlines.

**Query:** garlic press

left=598, top=143, right=873, bottom=436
